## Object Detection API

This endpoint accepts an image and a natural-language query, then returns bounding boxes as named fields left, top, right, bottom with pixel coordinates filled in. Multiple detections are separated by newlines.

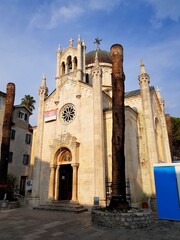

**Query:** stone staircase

left=33, top=200, right=88, bottom=214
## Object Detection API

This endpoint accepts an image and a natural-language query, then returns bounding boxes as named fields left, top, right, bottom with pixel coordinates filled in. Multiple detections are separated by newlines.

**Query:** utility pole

left=0, top=82, right=15, bottom=199
left=110, top=44, right=129, bottom=210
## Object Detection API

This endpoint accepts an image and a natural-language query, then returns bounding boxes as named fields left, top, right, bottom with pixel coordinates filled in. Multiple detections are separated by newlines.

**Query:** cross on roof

left=69, top=38, right=74, bottom=47
left=94, top=37, right=102, bottom=50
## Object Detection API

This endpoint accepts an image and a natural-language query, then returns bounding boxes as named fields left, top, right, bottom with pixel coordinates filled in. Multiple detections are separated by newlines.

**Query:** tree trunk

left=0, top=83, right=15, bottom=198
left=110, top=44, right=128, bottom=209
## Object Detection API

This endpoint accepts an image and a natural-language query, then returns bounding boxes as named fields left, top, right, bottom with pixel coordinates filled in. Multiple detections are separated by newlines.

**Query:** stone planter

left=0, top=200, right=20, bottom=210
left=92, top=208, right=153, bottom=229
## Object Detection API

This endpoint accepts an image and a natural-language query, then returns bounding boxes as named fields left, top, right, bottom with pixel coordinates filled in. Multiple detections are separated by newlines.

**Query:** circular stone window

left=60, top=103, right=76, bottom=124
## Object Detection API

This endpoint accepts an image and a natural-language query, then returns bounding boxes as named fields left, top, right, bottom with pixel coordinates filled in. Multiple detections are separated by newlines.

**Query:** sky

left=0, top=0, right=180, bottom=126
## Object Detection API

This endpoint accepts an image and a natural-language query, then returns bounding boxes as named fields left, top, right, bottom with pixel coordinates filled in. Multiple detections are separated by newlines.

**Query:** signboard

left=44, top=109, right=58, bottom=122
left=94, top=197, right=99, bottom=205
left=26, top=179, right=32, bottom=191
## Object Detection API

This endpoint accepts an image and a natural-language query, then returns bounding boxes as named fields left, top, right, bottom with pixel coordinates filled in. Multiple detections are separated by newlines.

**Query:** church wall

left=39, top=120, right=56, bottom=201
left=104, top=107, right=143, bottom=205
left=101, top=65, right=112, bottom=86
left=103, top=110, right=112, bottom=183
left=125, top=95, right=142, bottom=113
left=125, top=107, right=142, bottom=204
left=75, top=94, right=95, bottom=206
left=151, top=91, right=172, bottom=163
left=136, top=112, right=152, bottom=197
left=125, top=94, right=154, bottom=196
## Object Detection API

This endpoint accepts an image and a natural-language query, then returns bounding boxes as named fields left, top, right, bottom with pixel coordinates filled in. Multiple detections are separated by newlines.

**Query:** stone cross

left=69, top=38, right=74, bottom=47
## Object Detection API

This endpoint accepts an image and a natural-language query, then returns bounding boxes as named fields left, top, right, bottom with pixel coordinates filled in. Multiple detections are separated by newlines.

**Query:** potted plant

left=141, top=193, right=149, bottom=209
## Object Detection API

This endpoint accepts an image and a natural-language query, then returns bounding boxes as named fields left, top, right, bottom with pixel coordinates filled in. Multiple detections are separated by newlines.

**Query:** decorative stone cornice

left=49, top=132, right=79, bottom=153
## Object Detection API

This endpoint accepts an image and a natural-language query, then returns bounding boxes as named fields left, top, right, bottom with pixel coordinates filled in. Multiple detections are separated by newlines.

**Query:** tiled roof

left=125, top=86, right=154, bottom=98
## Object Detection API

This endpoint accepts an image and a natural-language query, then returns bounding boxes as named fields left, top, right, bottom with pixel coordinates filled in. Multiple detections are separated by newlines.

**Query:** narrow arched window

left=62, top=62, right=65, bottom=75
left=67, top=56, right=72, bottom=73
left=73, top=57, right=77, bottom=70
left=86, top=73, right=89, bottom=83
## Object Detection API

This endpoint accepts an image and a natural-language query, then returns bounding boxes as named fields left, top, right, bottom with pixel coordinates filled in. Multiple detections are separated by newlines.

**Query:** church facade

left=30, top=36, right=171, bottom=208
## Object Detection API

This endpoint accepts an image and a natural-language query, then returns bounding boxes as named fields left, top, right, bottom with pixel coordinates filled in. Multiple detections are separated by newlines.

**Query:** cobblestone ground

left=0, top=207, right=180, bottom=240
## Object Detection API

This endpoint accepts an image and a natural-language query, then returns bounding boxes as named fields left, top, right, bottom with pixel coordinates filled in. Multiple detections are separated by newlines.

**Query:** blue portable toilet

left=154, top=163, right=180, bottom=220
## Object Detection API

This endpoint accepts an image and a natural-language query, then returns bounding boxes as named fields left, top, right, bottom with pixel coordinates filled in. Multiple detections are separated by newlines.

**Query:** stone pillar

left=55, top=45, right=61, bottom=89
left=48, top=164, right=56, bottom=200
left=55, top=165, right=60, bottom=200
left=32, top=76, right=48, bottom=202
left=77, top=35, right=82, bottom=81
left=71, top=163, right=79, bottom=202
left=92, top=50, right=106, bottom=204
left=82, top=40, right=86, bottom=82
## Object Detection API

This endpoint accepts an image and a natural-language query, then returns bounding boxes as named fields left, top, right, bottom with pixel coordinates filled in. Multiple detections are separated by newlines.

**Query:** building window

left=86, top=73, right=89, bottom=84
left=18, top=111, right=28, bottom=121
left=19, top=111, right=24, bottom=119
left=25, top=134, right=31, bottom=144
left=8, top=152, right=13, bottom=163
left=73, top=57, right=77, bottom=70
left=67, top=55, right=72, bottom=73
left=23, top=154, right=29, bottom=165
left=10, top=129, right=16, bottom=140
left=62, top=62, right=65, bottom=75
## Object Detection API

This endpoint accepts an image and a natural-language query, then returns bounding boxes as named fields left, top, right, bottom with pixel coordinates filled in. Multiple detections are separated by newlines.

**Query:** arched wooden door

left=59, top=164, right=72, bottom=200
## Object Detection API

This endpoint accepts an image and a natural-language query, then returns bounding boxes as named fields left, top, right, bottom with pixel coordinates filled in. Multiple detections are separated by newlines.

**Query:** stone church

left=29, top=36, right=171, bottom=208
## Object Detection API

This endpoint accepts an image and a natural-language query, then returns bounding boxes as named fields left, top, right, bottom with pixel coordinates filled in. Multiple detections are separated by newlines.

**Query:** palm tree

left=21, top=95, right=36, bottom=112
left=110, top=44, right=128, bottom=209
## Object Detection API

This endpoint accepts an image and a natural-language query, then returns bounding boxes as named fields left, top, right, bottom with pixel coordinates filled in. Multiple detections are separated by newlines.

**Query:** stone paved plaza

left=0, top=207, right=180, bottom=240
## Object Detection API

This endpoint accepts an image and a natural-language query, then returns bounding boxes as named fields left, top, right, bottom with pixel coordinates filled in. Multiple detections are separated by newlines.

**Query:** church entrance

left=59, top=164, right=72, bottom=200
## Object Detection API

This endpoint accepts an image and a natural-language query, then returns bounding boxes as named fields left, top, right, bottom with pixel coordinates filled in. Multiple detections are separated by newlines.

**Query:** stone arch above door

left=57, top=147, right=72, bottom=164
left=49, top=132, right=80, bottom=166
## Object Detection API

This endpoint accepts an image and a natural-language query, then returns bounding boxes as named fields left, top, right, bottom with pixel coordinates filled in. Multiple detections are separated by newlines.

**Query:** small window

left=11, top=129, right=16, bottom=140
left=19, top=111, right=24, bottom=119
left=25, top=134, right=31, bottom=144
left=67, top=56, right=72, bottom=73
left=18, top=111, right=28, bottom=121
left=73, top=57, right=77, bottom=70
left=23, top=154, right=29, bottom=165
left=62, top=62, right=65, bottom=75
left=86, top=74, right=89, bottom=84
left=8, top=152, right=13, bottom=163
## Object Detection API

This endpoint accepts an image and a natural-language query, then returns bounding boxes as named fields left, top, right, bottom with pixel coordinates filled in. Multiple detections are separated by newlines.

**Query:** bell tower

left=138, top=60, right=158, bottom=194
left=31, top=75, right=48, bottom=203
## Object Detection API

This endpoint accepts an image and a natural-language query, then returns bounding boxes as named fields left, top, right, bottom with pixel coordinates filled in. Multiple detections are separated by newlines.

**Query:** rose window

left=61, top=104, right=76, bottom=124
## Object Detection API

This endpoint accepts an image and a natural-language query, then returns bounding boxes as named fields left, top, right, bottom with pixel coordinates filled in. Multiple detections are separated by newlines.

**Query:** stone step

left=33, top=202, right=88, bottom=214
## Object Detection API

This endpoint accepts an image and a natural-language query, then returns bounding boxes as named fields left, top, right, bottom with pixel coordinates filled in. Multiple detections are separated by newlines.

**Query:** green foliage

left=171, top=117, right=180, bottom=141
left=21, top=94, right=36, bottom=112
left=6, top=173, right=17, bottom=201
left=7, top=173, right=17, bottom=188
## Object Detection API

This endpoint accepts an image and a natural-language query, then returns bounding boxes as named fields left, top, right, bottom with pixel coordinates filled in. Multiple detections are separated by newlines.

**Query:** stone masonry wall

left=92, top=209, right=153, bottom=229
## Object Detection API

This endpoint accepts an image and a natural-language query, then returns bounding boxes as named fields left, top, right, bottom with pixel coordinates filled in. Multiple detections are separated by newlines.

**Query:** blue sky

left=0, top=0, right=180, bottom=125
